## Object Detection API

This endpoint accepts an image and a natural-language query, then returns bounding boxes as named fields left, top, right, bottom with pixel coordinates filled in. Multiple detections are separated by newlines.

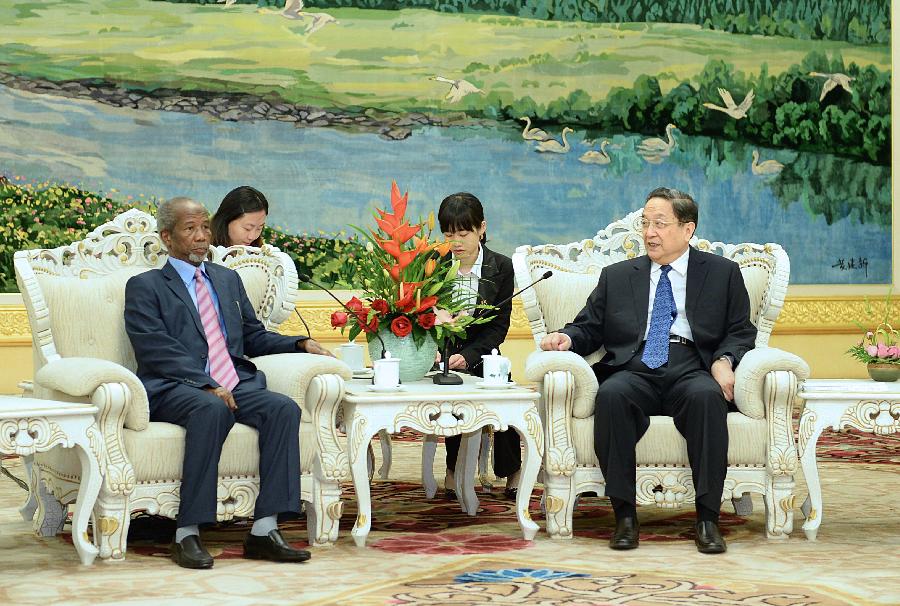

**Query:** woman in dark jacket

left=438, top=192, right=520, bottom=499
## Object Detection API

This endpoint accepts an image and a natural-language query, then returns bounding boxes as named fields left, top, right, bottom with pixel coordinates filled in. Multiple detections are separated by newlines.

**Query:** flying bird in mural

left=216, top=0, right=237, bottom=5
left=429, top=76, right=485, bottom=103
left=750, top=150, right=784, bottom=175
left=534, top=127, right=574, bottom=153
left=305, top=12, right=338, bottom=34
left=281, top=0, right=304, bottom=18
left=280, top=0, right=338, bottom=32
left=519, top=117, right=550, bottom=141
left=578, top=140, right=614, bottom=165
left=809, top=72, right=855, bottom=102
left=703, top=87, right=755, bottom=119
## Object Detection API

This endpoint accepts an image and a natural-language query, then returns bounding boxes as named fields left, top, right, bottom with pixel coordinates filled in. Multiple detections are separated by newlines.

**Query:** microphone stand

left=433, top=335, right=463, bottom=385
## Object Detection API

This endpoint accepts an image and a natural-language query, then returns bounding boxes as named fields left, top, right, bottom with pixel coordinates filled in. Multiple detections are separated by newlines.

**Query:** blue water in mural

left=0, top=86, right=891, bottom=284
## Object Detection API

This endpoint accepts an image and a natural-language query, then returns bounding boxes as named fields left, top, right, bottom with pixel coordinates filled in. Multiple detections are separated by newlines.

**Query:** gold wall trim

left=1, top=295, right=896, bottom=345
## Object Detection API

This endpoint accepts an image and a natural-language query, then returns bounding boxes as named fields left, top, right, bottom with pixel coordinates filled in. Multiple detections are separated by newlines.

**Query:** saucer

left=475, top=381, right=517, bottom=390
left=368, top=385, right=407, bottom=393
left=352, top=368, right=374, bottom=378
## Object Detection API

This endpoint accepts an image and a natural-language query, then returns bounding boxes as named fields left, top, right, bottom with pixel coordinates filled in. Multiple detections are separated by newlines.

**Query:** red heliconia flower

left=391, top=315, right=413, bottom=338
left=413, top=295, right=438, bottom=314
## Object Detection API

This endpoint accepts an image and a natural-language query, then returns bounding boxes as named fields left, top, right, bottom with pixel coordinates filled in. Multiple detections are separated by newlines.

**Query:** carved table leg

left=421, top=434, right=438, bottom=500
left=71, top=423, right=102, bottom=565
left=347, top=410, right=379, bottom=547
left=513, top=409, right=541, bottom=541
left=456, top=430, right=482, bottom=516
left=378, top=429, right=392, bottom=480
left=798, top=405, right=829, bottom=541
left=19, top=454, right=38, bottom=521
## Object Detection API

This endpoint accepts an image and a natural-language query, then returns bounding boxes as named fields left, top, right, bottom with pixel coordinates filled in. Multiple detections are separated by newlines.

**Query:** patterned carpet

left=0, top=428, right=897, bottom=605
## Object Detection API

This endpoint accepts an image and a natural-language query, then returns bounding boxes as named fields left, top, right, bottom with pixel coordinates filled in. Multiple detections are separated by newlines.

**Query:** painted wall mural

left=0, top=0, right=892, bottom=289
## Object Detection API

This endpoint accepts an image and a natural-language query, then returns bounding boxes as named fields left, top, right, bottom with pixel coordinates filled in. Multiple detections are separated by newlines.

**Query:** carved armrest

left=734, top=347, right=810, bottom=419
left=34, top=357, right=149, bottom=431
left=251, top=353, right=351, bottom=417
left=525, top=350, right=599, bottom=419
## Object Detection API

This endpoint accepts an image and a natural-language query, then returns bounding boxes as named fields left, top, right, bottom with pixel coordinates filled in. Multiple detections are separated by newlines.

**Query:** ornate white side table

left=342, top=376, right=543, bottom=547
left=0, top=396, right=102, bottom=565
left=797, top=379, right=900, bottom=540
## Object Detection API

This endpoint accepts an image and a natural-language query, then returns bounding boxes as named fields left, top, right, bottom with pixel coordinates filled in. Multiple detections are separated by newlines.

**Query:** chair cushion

left=571, top=412, right=767, bottom=467
left=37, top=271, right=145, bottom=372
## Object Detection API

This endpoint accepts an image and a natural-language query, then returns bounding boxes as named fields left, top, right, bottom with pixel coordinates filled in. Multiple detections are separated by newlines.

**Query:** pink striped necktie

left=194, top=268, right=239, bottom=391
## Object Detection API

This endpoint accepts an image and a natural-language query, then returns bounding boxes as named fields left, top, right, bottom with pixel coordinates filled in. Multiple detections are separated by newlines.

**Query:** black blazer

left=449, top=245, right=515, bottom=374
left=124, top=261, right=303, bottom=402
left=560, top=247, right=757, bottom=371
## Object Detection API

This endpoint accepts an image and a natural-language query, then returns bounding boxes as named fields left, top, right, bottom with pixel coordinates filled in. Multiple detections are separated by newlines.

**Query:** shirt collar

left=651, top=247, right=690, bottom=277
left=168, top=257, right=207, bottom=286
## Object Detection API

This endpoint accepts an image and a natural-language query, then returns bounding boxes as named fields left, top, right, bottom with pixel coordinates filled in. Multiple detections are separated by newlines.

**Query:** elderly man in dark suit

left=541, top=187, right=756, bottom=554
left=124, top=197, right=331, bottom=569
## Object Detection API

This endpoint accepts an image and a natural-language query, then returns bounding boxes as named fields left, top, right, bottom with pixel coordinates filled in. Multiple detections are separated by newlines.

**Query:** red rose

left=361, top=315, right=379, bottom=333
left=330, top=311, right=348, bottom=328
left=417, top=312, right=436, bottom=330
left=390, top=315, right=413, bottom=338
left=371, top=299, right=390, bottom=316
left=346, top=296, right=364, bottom=313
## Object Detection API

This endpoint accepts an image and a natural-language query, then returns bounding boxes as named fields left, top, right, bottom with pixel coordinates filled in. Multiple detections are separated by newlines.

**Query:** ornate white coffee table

left=342, top=376, right=543, bottom=546
left=0, top=396, right=102, bottom=564
left=797, top=379, right=900, bottom=540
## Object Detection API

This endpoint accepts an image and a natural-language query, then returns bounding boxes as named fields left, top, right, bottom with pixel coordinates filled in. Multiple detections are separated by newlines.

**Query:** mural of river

left=0, top=86, right=891, bottom=284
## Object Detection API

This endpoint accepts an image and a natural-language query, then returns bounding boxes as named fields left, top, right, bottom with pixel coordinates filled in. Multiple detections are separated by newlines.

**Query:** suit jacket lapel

left=478, top=247, right=499, bottom=305
left=685, top=247, right=708, bottom=331
left=162, top=262, right=205, bottom=338
left=631, top=256, right=651, bottom=337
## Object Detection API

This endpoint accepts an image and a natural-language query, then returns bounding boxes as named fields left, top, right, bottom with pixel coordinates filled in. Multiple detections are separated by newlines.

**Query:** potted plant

left=847, top=292, right=900, bottom=382
left=330, top=181, right=492, bottom=382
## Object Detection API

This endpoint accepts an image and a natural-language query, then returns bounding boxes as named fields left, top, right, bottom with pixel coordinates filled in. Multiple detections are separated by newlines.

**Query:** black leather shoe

left=244, top=530, right=311, bottom=562
left=171, top=535, right=214, bottom=569
left=503, top=487, right=518, bottom=500
left=444, top=488, right=458, bottom=501
left=695, top=520, right=727, bottom=554
left=609, top=517, right=639, bottom=550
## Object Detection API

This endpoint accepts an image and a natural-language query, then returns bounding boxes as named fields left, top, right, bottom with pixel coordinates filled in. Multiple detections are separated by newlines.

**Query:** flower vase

left=368, top=330, right=438, bottom=383
left=867, top=363, right=900, bottom=382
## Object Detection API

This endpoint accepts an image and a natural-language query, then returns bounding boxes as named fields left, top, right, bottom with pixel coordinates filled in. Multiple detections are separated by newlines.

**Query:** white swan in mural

left=578, top=139, right=614, bottom=164
left=809, top=72, right=855, bottom=102
left=751, top=150, right=784, bottom=175
left=703, top=87, right=755, bottom=119
left=519, top=117, right=550, bottom=141
left=216, top=0, right=237, bottom=6
left=637, top=123, right=677, bottom=155
left=535, top=127, right=574, bottom=153
left=429, top=76, right=484, bottom=104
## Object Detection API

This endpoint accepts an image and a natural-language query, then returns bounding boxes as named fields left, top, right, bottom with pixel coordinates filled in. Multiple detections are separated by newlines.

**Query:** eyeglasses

left=640, top=218, right=681, bottom=231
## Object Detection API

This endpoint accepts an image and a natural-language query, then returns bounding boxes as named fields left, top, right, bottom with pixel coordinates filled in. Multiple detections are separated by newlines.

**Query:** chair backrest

left=14, top=209, right=300, bottom=375
left=511, top=209, right=789, bottom=358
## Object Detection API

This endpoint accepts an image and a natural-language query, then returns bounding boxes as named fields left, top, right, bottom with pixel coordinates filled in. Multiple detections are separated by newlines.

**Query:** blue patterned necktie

left=641, top=265, right=676, bottom=369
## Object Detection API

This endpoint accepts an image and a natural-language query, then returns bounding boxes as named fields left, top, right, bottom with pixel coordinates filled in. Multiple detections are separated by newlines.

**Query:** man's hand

left=299, top=338, right=335, bottom=357
left=448, top=354, right=468, bottom=370
left=540, top=332, right=572, bottom=351
left=205, top=386, right=237, bottom=411
left=710, top=358, right=735, bottom=402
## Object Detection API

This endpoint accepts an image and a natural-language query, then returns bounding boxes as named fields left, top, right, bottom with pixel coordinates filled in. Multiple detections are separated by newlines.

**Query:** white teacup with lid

left=481, top=348, right=511, bottom=385
left=373, top=351, right=400, bottom=388
left=336, top=341, right=365, bottom=371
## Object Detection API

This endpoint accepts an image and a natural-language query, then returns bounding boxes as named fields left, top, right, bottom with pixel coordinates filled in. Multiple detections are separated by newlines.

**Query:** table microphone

left=297, top=272, right=387, bottom=358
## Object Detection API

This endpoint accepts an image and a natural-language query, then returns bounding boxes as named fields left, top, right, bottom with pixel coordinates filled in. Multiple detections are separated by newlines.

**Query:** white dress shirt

left=453, top=245, right=483, bottom=309
left=643, top=247, right=693, bottom=342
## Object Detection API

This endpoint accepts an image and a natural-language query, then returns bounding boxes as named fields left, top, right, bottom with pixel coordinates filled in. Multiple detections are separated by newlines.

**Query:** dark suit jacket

left=124, top=261, right=304, bottom=402
left=449, top=245, right=515, bottom=374
left=560, top=247, right=756, bottom=371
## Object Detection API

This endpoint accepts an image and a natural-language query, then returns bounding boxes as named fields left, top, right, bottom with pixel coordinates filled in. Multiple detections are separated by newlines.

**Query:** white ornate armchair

left=513, top=209, right=810, bottom=540
left=14, top=209, right=352, bottom=559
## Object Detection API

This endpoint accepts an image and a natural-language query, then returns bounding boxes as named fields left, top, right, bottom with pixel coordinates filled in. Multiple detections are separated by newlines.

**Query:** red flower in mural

left=371, top=532, right=532, bottom=555
left=391, top=315, right=413, bottom=338
left=417, top=312, right=436, bottom=330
